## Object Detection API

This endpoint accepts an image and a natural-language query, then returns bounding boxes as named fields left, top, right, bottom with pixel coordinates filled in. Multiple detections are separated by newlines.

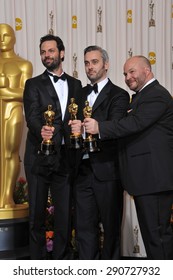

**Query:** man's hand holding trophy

left=68, top=97, right=83, bottom=149
left=83, top=100, right=100, bottom=152
left=69, top=99, right=100, bottom=152
left=40, top=104, right=56, bottom=155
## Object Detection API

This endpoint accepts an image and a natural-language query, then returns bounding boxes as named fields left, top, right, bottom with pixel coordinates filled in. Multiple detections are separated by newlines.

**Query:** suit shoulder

left=110, top=82, right=127, bottom=93
left=108, top=81, right=129, bottom=99
left=25, top=73, right=44, bottom=84
left=65, top=73, right=82, bottom=84
left=144, top=80, right=172, bottom=101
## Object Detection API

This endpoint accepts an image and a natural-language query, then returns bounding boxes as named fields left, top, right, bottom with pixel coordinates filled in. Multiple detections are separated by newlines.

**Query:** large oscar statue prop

left=83, top=100, right=100, bottom=152
left=41, top=105, right=56, bottom=155
left=68, top=98, right=83, bottom=149
left=0, top=23, right=33, bottom=259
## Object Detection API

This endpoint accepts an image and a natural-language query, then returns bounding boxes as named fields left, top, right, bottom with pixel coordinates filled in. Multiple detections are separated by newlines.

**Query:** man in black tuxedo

left=23, top=34, right=82, bottom=259
left=69, top=45, right=129, bottom=259
left=82, top=55, right=173, bottom=259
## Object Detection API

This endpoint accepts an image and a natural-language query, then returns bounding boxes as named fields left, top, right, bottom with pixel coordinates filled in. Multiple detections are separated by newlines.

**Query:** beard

left=86, top=64, right=106, bottom=84
left=42, top=56, right=62, bottom=71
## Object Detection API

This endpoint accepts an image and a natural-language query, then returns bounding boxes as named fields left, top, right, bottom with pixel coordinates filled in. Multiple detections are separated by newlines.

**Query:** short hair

left=84, top=45, right=109, bottom=63
left=134, top=55, right=152, bottom=71
left=39, top=34, right=65, bottom=61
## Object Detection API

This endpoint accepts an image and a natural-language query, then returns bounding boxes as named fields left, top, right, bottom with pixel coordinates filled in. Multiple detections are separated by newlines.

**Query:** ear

left=60, top=50, right=65, bottom=61
left=145, top=66, right=151, bottom=75
left=105, top=61, right=109, bottom=71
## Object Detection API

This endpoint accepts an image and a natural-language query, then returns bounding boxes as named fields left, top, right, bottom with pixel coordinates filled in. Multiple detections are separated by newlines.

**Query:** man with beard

left=23, top=34, right=82, bottom=259
left=77, top=55, right=173, bottom=259
left=69, top=45, right=129, bottom=259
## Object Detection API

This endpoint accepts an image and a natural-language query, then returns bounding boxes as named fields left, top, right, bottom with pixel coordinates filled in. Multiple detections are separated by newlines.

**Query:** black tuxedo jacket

left=77, top=79, right=129, bottom=181
left=99, top=80, right=173, bottom=195
left=23, top=70, right=82, bottom=170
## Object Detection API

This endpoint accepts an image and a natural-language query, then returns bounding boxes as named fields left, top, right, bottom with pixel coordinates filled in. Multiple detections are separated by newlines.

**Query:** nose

left=125, top=73, right=131, bottom=80
left=41, top=52, right=49, bottom=58
left=87, top=63, right=93, bottom=69
left=0, top=34, right=4, bottom=42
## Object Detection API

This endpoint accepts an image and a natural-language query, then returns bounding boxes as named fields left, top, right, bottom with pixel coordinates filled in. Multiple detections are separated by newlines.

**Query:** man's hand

left=41, top=125, right=55, bottom=140
left=84, top=118, right=99, bottom=134
left=68, top=119, right=83, bottom=134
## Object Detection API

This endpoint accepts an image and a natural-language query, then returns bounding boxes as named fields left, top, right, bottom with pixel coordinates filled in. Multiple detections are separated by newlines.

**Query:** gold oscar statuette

left=97, top=6, right=102, bottom=33
left=68, top=98, right=83, bottom=149
left=83, top=100, right=100, bottom=153
left=73, top=53, right=78, bottom=78
left=49, top=10, right=54, bottom=35
left=133, top=226, right=140, bottom=254
left=0, top=23, right=33, bottom=219
left=149, top=0, right=155, bottom=27
left=41, top=105, right=56, bottom=155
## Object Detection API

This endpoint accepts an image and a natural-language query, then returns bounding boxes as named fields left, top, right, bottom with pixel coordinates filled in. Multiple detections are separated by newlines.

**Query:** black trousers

left=25, top=146, right=73, bottom=260
left=74, top=159, right=123, bottom=260
left=134, top=191, right=173, bottom=260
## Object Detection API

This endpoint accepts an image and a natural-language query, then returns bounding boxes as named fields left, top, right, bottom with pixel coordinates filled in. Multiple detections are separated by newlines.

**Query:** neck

left=1, top=49, right=16, bottom=59
left=51, top=65, right=64, bottom=76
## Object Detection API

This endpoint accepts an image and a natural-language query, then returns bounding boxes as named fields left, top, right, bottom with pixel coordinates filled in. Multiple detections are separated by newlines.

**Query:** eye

left=92, top=59, right=98, bottom=65
left=40, top=50, right=45, bottom=55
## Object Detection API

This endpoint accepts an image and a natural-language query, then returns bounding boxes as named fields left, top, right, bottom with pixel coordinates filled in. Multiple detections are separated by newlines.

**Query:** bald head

left=123, top=55, right=154, bottom=92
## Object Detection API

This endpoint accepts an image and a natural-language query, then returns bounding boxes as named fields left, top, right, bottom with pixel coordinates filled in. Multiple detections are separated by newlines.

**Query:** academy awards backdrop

left=0, top=0, right=173, bottom=258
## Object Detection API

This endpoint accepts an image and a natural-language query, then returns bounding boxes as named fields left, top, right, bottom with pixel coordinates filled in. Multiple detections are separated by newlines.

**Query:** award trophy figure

left=149, top=0, right=155, bottom=27
left=68, top=97, right=83, bottom=149
left=83, top=100, right=100, bottom=152
left=41, top=105, right=56, bottom=155
left=133, top=226, right=140, bottom=254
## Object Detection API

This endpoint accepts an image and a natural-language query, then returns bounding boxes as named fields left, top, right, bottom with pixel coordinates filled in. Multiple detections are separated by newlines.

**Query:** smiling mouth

left=127, top=81, right=135, bottom=87
left=88, top=71, right=95, bottom=75
left=45, top=59, right=52, bottom=63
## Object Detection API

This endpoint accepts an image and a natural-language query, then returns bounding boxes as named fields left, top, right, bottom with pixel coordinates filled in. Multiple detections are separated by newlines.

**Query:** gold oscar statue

left=133, top=226, right=140, bottom=254
left=0, top=23, right=33, bottom=219
left=97, top=6, right=103, bottom=33
left=68, top=97, right=83, bottom=149
left=83, top=100, right=100, bottom=153
left=41, top=105, right=56, bottom=155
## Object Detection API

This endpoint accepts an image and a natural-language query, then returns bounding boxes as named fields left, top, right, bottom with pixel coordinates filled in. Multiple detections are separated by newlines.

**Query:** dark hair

left=39, top=34, right=65, bottom=61
left=84, top=45, right=109, bottom=63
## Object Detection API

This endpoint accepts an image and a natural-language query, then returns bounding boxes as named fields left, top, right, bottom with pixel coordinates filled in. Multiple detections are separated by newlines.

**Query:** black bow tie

left=47, top=71, right=66, bottom=82
left=87, top=83, right=98, bottom=94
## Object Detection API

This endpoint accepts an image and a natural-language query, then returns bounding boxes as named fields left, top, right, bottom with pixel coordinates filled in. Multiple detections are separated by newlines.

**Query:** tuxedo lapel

left=92, top=80, right=111, bottom=112
left=130, top=80, right=158, bottom=107
left=66, top=75, right=75, bottom=102
left=42, top=70, right=62, bottom=116
left=42, top=70, right=59, bottom=99
left=81, top=89, right=89, bottom=109
left=63, top=74, right=76, bottom=121
left=81, top=81, right=111, bottom=114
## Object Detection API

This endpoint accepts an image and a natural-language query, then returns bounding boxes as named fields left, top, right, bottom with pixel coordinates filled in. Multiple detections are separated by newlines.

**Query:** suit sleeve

left=107, top=90, right=130, bottom=121
left=99, top=94, right=168, bottom=140
left=23, top=78, right=62, bottom=145
left=24, top=79, right=43, bottom=142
